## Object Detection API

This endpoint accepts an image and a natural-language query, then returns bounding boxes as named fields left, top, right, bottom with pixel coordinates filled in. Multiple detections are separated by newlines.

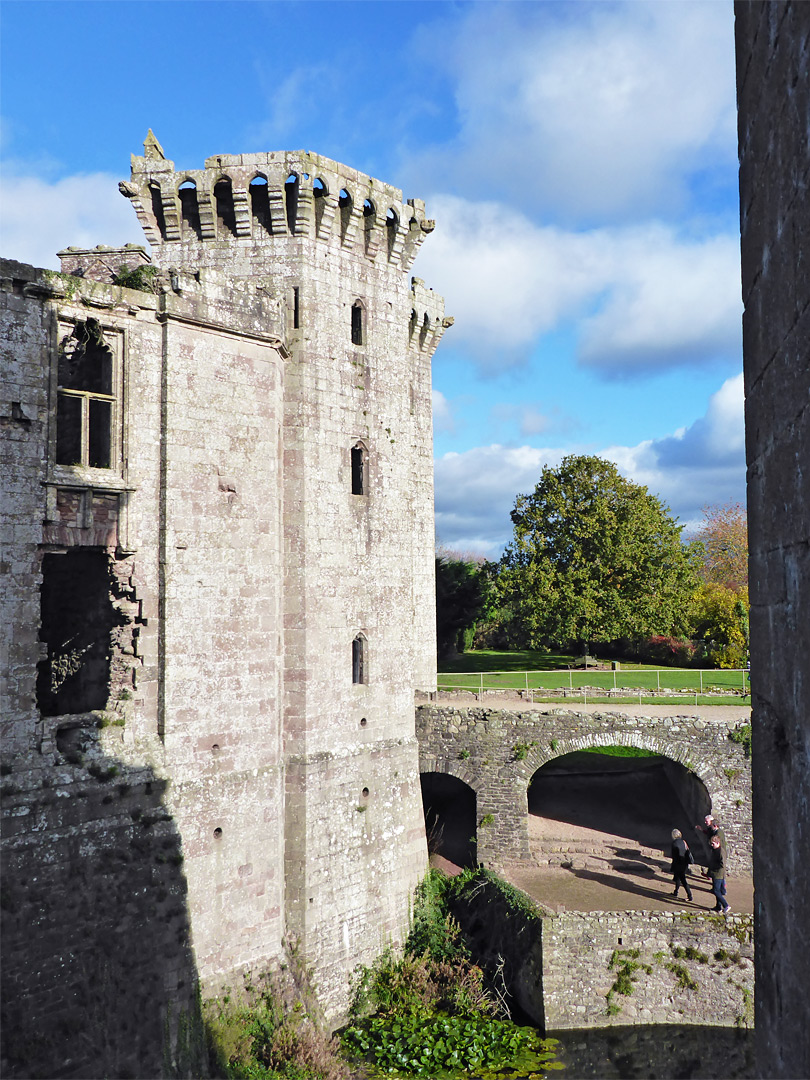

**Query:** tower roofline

left=122, top=135, right=435, bottom=272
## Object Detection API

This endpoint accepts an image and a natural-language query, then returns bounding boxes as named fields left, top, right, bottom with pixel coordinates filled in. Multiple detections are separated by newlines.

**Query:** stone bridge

left=415, top=702, right=752, bottom=874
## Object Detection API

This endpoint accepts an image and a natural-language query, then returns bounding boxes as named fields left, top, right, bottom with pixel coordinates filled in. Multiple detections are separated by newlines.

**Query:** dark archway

left=420, top=772, right=477, bottom=869
left=527, top=749, right=712, bottom=863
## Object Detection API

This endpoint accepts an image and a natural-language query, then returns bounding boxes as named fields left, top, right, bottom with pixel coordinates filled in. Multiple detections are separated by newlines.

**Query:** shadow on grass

left=439, top=649, right=576, bottom=673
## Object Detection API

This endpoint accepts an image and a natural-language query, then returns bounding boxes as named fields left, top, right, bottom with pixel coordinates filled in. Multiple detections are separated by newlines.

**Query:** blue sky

left=1, top=0, right=745, bottom=556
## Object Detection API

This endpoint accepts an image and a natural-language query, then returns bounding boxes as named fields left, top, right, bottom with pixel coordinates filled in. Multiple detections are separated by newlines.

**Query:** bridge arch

left=420, top=771, right=477, bottom=869
left=415, top=704, right=752, bottom=873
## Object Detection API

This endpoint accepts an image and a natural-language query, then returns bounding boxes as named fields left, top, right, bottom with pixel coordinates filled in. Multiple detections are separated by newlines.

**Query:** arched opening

left=149, top=182, right=167, bottom=239
left=420, top=772, right=477, bottom=869
left=386, top=208, right=398, bottom=257
left=527, top=746, right=712, bottom=864
left=249, top=175, right=271, bottom=234
left=339, top=188, right=353, bottom=241
left=213, top=177, right=237, bottom=238
left=178, top=180, right=201, bottom=239
left=313, top=177, right=327, bottom=232
left=363, top=198, right=376, bottom=253
left=285, top=173, right=299, bottom=233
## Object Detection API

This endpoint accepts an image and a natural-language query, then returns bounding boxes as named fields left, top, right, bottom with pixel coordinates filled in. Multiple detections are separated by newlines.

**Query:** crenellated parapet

left=409, top=277, right=454, bottom=360
left=120, top=130, right=436, bottom=274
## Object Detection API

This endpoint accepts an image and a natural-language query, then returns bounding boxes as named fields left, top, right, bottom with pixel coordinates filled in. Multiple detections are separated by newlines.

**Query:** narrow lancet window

left=352, top=634, right=367, bottom=684
left=351, top=443, right=367, bottom=495
left=351, top=301, right=364, bottom=346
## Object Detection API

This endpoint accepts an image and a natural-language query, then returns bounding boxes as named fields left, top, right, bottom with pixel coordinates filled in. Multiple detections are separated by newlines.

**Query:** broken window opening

left=37, top=549, right=117, bottom=716
left=293, top=286, right=300, bottom=330
left=351, top=301, right=365, bottom=346
left=149, top=182, right=167, bottom=239
left=285, top=174, right=299, bottom=233
left=249, top=175, right=272, bottom=235
left=56, top=320, right=114, bottom=469
left=409, top=309, right=418, bottom=341
left=352, top=634, right=367, bottom=685
left=178, top=180, right=202, bottom=239
left=351, top=443, right=367, bottom=495
left=214, top=177, right=238, bottom=238
left=339, top=188, right=353, bottom=241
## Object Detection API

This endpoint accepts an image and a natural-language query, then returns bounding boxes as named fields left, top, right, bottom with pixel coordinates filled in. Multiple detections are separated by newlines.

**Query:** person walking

left=706, top=834, right=731, bottom=914
left=670, top=828, right=694, bottom=901
left=695, top=813, right=728, bottom=865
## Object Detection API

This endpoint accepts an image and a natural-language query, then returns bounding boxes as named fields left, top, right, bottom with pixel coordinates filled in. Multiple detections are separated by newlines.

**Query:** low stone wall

left=446, top=876, right=753, bottom=1034
left=542, top=911, right=754, bottom=1030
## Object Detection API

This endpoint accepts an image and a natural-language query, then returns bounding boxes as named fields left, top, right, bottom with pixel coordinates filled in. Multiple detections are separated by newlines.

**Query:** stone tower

left=0, top=132, right=448, bottom=1074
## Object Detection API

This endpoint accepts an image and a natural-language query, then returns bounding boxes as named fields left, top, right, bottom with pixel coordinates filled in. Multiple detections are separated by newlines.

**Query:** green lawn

left=437, top=649, right=749, bottom=701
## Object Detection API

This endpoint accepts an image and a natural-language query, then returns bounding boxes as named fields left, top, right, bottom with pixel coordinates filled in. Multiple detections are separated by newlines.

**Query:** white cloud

left=434, top=374, right=745, bottom=554
left=409, top=1, right=736, bottom=221
left=0, top=172, right=140, bottom=270
left=490, top=402, right=561, bottom=438
left=414, top=197, right=741, bottom=374
left=432, top=389, right=456, bottom=434
left=604, top=373, right=745, bottom=527
left=434, top=444, right=565, bottom=557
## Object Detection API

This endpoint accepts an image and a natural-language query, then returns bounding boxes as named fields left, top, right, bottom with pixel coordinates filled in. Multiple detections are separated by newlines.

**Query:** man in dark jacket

left=707, top=834, right=730, bottom=914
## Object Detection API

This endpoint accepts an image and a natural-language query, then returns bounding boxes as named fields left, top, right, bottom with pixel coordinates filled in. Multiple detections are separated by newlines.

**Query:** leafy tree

left=694, top=502, right=748, bottom=593
left=497, top=455, right=699, bottom=650
left=435, top=552, right=489, bottom=659
left=692, top=582, right=750, bottom=668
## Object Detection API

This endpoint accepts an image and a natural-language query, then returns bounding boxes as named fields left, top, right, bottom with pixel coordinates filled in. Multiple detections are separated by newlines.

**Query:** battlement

left=121, top=130, right=435, bottom=273
left=409, top=277, right=454, bottom=360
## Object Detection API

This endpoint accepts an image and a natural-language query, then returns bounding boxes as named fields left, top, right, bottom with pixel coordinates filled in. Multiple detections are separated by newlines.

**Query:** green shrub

left=206, top=967, right=348, bottom=1080
left=344, top=869, right=562, bottom=1078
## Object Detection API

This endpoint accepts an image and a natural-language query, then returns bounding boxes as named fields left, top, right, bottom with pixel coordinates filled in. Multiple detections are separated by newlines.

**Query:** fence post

left=526, top=671, right=529, bottom=695
left=569, top=668, right=573, bottom=690
left=700, top=670, right=704, bottom=695
left=479, top=672, right=483, bottom=700
left=657, top=670, right=660, bottom=694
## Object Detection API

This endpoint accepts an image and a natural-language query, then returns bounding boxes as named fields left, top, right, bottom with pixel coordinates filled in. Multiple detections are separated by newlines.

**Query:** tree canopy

left=694, top=502, right=748, bottom=593
left=435, top=550, right=490, bottom=659
left=497, top=455, right=699, bottom=649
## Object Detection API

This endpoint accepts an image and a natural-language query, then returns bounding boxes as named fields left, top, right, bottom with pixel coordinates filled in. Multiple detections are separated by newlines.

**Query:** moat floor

left=503, top=860, right=754, bottom=915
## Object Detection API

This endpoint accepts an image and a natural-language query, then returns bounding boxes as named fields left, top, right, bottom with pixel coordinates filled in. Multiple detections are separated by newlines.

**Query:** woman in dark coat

left=670, top=828, right=694, bottom=901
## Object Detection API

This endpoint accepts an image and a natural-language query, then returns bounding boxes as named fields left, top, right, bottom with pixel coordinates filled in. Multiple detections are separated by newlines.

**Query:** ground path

left=424, top=694, right=751, bottom=722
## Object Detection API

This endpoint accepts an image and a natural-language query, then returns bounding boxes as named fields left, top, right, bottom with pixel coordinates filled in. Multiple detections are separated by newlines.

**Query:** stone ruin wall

left=541, top=910, right=754, bottom=1031
left=736, top=2, right=810, bottom=1076
left=1, top=137, right=446, bottom=1076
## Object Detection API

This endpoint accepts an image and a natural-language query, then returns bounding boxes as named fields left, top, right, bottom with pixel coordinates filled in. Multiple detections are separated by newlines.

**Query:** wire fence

left=435, top=667, right=750, bottom=706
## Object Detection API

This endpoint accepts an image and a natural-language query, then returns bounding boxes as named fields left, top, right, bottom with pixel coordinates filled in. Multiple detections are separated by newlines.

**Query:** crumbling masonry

left=0, top=132, right=449, bottom=1076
